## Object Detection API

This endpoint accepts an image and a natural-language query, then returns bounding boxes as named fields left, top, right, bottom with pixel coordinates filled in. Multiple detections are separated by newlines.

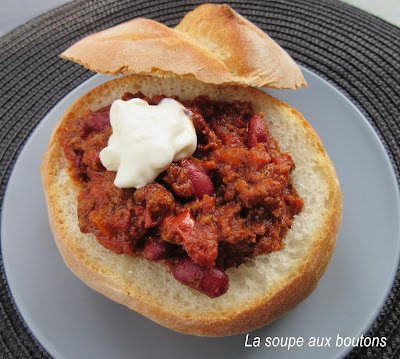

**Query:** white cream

left=99, top=98, right=197, bottom=189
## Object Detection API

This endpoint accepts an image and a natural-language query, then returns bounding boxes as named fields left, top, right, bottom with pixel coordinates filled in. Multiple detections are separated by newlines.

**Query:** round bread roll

left=41, top=74, right=342, bottom=336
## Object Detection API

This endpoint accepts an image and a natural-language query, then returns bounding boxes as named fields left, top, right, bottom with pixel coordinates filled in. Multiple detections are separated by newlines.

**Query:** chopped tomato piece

left=164, top=209, right=219, bottom=267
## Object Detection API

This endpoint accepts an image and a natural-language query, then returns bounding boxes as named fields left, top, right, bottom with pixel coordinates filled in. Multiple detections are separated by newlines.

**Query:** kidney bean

left=181, top=159, right=214, bottom=199
left=87, top=110, right=110, bottom=132
left=247, top=114, right=269, bottom=148
left=172, top=257, right=229, bottom=298
left=74, top=151, right=85, bottom=171
left=144, top=238, right=173, bottom=261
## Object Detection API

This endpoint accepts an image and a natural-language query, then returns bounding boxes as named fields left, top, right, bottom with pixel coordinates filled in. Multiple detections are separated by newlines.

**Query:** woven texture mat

left=1, top=0, right=399, bottom=358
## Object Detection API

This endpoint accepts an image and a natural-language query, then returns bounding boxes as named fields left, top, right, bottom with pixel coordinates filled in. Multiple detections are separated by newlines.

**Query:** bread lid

left=61, top=4, right=306, bottom=89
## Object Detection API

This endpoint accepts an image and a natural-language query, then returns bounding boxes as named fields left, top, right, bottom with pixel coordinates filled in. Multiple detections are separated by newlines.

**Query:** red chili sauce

left=62, top=92, right=304, bottom=298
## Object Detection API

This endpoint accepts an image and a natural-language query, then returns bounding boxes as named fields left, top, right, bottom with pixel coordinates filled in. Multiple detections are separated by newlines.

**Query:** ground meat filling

left=62, top=92, right=304, bottom=298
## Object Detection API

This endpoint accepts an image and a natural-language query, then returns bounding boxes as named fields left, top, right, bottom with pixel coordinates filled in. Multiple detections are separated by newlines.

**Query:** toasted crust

left=176, top=4, right=306, bottom=89
left=61, top=4, right=306, bottom=90
left=41, top=74, right=342, bottom=336
left=61, top=18, right=233, bottom=85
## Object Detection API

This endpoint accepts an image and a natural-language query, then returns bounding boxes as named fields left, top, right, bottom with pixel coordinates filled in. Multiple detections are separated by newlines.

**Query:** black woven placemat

left=1, top=0, right=399, bottom=358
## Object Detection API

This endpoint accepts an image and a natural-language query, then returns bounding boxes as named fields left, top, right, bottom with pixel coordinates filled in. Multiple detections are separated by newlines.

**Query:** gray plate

left=2, top=68, right=400, bottom=359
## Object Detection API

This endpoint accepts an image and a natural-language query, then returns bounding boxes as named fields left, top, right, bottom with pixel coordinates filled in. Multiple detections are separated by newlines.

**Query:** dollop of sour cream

left=99, top=98, right=197, bottom=188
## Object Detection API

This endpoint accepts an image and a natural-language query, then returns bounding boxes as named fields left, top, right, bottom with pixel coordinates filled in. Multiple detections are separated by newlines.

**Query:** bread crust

left=61, top=18, right=234, bottom=85
left=61, top=4, right=306, bottom=90
left=176, top=4, right=306, bottom=89
left=41, top=74, right=342, bottom=336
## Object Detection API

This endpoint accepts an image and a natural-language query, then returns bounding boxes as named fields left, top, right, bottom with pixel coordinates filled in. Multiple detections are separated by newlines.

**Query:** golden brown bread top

left=61, top=4, right=306, bottom=89
left=176, top=4, right=306, bottom=89
left=61, top=18, right=233, bottom=84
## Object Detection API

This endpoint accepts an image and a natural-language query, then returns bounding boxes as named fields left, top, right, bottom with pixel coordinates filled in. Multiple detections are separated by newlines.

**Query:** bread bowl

left=41, top=4, right=342, bottom=336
